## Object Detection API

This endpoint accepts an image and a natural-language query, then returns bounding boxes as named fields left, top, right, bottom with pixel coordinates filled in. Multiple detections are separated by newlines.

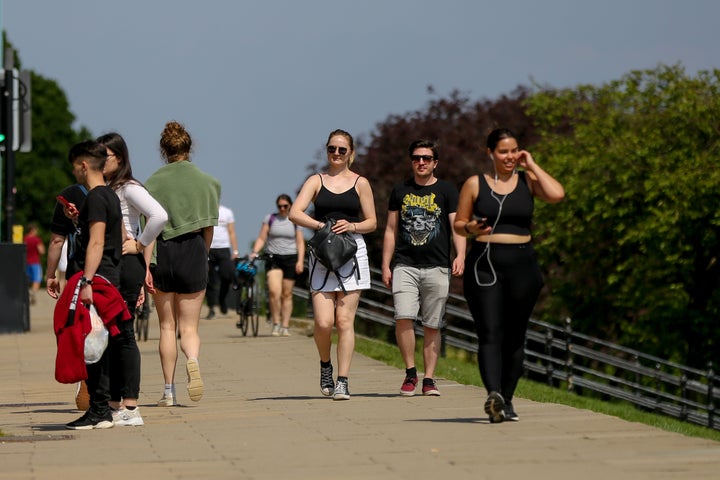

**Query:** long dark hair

left=97, top=132, right=138, bottom=190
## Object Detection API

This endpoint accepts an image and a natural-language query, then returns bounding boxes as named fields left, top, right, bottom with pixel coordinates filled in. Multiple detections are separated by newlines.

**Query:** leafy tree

left=2, top=34, right=91, bottom=235
left=308, top=87, right=537, bottom=264
left=526, top=64, right=720, bottom=368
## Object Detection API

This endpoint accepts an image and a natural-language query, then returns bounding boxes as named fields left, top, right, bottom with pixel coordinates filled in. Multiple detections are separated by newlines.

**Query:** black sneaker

left=66, top=411, right=114, bottom=430
left=504, top=401, right=520, bottom=421
left=484, top=391, right=506, bottom=423
left=333, top=378, right=350, bottom=400
left=320, top=363, right=334, bottom=396
left=206, top=309, right=216, bottom=320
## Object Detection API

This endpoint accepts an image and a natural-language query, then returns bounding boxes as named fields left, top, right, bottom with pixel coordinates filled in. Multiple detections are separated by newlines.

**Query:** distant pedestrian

left=249, top=194, right=305, bottom=336
left=289, top=129, right=377, bottom=400
left=24, top=223, right=46, bottom=305
left=145, top=121, right=220, bottom=407
left=205, top=204, right=239, bottom=319
left=46, top=182, right=89, bottom=412
left=455, top=128, right=564, bottom=422
left=381, top=140, right=466, bottom=397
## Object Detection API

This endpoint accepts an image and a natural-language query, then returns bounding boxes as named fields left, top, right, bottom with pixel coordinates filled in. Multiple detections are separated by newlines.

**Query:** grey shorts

left=391, top=265, right=450, bottom=329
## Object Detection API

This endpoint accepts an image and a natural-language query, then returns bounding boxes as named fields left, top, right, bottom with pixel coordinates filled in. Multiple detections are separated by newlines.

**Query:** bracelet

left=317, top=222, right=322, bottom=230
left=351, top=223, right=356, bottom=233
left=463, top=223, right=472, bottom=234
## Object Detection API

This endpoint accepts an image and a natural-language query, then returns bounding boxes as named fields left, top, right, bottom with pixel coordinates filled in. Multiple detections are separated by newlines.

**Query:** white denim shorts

left=308, top=233, right=371, bottom=293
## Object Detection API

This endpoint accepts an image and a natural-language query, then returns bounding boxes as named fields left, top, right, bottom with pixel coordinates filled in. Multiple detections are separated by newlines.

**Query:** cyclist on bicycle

left=249, top=194, right=305, bottom=337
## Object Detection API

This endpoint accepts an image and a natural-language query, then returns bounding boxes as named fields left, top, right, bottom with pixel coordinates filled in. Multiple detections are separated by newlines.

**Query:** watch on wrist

left=80, top=276, right=93, bottom=286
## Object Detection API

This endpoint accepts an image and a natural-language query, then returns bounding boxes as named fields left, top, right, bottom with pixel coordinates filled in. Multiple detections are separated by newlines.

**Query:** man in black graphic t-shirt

left=382, top=140, right=466, bottom=397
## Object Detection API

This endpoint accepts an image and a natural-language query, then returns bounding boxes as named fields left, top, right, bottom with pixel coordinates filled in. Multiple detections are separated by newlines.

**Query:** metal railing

left=293, top=267, right=718, bottom=431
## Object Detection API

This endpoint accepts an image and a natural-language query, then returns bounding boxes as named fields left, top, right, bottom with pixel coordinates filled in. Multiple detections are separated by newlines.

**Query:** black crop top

left=313, top=174, right=361, bottom=222
left=473, top=171, right=533, bottom=236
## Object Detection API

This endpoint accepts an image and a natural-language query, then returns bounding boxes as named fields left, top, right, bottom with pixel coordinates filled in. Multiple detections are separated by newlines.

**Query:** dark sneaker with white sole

left=320, top=363, right=334, bottom=396
left=66, top=411, right=114, bottom=430
left=504, top=401, right=520, bottom=421
left=484, top=391, right=506, bottom=423
left=333, top=378, right=350, bottom=400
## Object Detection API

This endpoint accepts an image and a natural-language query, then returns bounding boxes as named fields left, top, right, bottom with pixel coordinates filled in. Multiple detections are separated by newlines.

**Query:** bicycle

left=233, top=256, right=260, bottom=337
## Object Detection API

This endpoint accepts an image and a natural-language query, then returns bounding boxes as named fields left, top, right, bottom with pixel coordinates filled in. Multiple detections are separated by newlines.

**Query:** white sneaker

left=157, top=392, right=176, bottom=407
left=280, top=327, right=291, bottom=337
left=271, top=324, right=281, bottom=336
left=112, top=407, right=144, bottom=426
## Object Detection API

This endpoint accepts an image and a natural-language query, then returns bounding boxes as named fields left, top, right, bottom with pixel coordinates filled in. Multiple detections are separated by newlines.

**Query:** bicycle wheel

left=236, top=287, right=249, bottom=336
left=249, top=283, right=260, bottom=337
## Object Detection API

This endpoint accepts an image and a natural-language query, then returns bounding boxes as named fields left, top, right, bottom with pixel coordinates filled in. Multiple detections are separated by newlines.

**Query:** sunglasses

left=277, top=204, right=290, bottom=209
left=327, top=145, right=348, bottom=155
left=411, top=155, right=435, bottom=162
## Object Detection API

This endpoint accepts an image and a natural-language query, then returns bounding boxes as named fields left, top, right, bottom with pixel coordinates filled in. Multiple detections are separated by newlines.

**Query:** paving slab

left=0, top=292, right=718, bottom=480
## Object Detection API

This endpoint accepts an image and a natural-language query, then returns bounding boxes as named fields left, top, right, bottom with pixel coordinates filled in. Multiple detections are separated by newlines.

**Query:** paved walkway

left=1, top=292, right=719, bottom=480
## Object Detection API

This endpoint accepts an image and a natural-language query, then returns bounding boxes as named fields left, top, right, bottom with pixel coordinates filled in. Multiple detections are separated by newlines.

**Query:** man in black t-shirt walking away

left=382, top=140, right=466, bottom=396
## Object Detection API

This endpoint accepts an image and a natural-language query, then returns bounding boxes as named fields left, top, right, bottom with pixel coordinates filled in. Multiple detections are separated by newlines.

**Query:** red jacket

left=54, top=272, right=131, bottom=384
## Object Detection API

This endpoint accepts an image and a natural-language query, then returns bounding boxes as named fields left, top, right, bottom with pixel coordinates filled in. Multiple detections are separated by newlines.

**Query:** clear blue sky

left=4, top=0, right=720, bottom=249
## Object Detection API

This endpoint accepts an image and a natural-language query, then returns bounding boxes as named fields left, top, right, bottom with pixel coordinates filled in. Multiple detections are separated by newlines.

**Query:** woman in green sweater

left=144, top=121, right=221, bottom=407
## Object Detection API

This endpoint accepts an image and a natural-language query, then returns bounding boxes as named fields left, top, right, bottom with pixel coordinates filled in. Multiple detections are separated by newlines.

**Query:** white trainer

left=112, top=407, right=144, bottom=426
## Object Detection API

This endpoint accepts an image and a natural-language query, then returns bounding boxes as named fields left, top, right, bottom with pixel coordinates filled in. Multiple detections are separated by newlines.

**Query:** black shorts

left=266, top=253, right=298, bottom=280
left=152, top=231, right=208, bottom=294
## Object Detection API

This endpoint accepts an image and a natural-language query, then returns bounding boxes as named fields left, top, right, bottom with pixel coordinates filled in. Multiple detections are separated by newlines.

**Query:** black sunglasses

left=411, top=154, right=435, bottom=162
left=327, top=145, right=348, bottom=155
left=277, top=204, right=290, bottom=209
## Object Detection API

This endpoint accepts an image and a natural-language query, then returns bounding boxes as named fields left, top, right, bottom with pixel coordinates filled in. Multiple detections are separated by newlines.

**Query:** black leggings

left=108, top=253, right=145, bottom=401
left=463, top=242, right=543, bottom=403
left=206, top=247, right=234, bottom=310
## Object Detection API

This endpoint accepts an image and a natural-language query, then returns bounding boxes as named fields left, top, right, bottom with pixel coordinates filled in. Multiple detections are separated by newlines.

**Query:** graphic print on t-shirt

left=400, top=192, right=442, bottom=246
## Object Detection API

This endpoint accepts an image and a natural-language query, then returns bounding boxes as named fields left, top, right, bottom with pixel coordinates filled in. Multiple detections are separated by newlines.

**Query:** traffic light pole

left=1, top=53, right=16, bottom=243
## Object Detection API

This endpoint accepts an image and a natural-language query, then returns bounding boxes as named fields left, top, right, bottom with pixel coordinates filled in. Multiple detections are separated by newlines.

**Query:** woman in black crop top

left=289, top=129, right=377, bottom=401
left=454, top=128, right=564, bottom=423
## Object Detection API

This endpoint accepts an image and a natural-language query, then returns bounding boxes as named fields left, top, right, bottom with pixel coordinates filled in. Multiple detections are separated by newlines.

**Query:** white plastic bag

left=84, top=305, right=109, bottom=364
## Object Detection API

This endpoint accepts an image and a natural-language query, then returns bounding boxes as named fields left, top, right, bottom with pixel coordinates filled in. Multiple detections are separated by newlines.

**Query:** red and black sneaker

left=400, top=375, right=418, bottom=396
left=421, top=378, right=440, bottom=396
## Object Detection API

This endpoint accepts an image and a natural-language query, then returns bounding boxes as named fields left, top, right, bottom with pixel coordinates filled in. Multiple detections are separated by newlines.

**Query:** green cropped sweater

left=145, top=160, right=221, bottom=240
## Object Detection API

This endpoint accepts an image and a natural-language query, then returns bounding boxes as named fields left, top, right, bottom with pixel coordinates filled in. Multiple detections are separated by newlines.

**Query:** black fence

left=293, top=266, right=718, bottom=431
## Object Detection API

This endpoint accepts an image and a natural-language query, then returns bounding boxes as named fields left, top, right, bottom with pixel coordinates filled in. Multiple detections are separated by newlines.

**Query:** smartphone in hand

left=474, top=215, right=489, bottom=228
left=57, top=195, right=78, bottom=215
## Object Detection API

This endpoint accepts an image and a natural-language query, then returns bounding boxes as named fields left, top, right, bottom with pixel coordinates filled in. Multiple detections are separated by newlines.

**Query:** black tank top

left=313, top=174, right=361, bottom=222
left=473, top=171, right=533, bottom=236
